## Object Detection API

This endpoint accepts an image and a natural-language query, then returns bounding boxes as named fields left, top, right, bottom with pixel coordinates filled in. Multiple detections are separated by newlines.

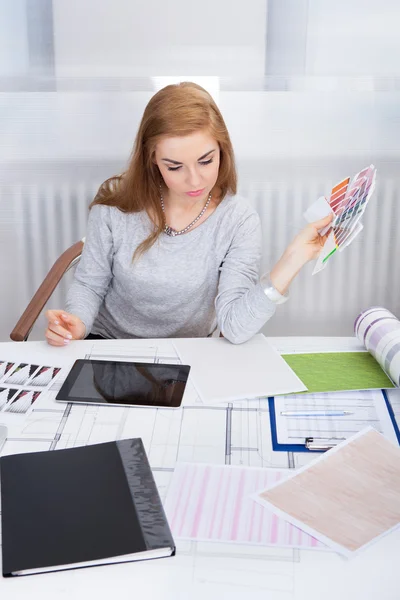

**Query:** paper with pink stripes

left=164, top=462, right=325, bottom=549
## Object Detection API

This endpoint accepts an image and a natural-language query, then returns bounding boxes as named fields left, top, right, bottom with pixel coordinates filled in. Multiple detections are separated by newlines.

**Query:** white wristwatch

left=260, top=272, right=289, bottom=305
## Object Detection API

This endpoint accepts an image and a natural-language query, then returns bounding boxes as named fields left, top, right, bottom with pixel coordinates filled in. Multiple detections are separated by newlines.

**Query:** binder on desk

left=268, top=390, right=400, bottom=452
left=0, top=438, right=175, bottom=577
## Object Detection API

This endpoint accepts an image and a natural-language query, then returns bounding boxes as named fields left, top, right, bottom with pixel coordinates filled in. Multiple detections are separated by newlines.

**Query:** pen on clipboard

left=305, top=436, right=346, bottom=451
left=280, top=410, right=353, bottom=417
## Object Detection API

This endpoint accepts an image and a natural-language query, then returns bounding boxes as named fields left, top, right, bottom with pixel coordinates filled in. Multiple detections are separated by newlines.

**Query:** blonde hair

left=91, top=82, right=237, bottom=258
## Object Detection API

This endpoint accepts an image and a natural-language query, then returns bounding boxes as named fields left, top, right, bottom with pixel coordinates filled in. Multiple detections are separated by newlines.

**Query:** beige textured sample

left=260, top=429, right=400, bottom=552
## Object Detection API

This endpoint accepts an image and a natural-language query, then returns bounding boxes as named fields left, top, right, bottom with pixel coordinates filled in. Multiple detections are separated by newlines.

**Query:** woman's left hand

left=286, top=213, right=333, bottom=264
left=270, top=213, right=333, bottom=295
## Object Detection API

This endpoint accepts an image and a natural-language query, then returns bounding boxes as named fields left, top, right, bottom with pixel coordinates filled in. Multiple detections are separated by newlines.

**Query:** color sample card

left=253, top=428, right=400, bottom=557
left=3, top=390, right=42, bottom=414
left=0, top=360, right=62, bottom=415
left=29, top=366, right=61, bottom=387
left=313, top=164, right=376, bottom=274
left=328, top=177, right=351, bottom=213
left=0, top=388, right=18, bottom=411
left=164, top=462, right=324, bottom=550
left=3, top=363, right=40, bottom=386
left=281, top=352, right=395, bottom=393
left=0, top=362, right=16, bottom=379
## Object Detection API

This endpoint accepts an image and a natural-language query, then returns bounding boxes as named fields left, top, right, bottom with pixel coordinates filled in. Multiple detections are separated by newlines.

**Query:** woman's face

left=154, top=130, right=220, bottom=202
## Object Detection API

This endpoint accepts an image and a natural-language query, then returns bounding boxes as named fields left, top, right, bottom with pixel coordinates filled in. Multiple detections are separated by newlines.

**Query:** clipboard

left=268, top=390, right=400, bottom=452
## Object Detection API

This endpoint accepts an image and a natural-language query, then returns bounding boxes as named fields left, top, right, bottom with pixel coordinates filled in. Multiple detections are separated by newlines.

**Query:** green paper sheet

left=281, top=352, right=395, bottom=394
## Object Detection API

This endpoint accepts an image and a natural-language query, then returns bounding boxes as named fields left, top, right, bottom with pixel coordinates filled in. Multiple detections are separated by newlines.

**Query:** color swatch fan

left=313, top=164, right=376, bottom=275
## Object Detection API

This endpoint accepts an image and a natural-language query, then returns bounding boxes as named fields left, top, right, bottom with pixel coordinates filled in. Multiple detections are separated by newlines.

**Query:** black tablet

left=56, top=359, right=191, bottom=408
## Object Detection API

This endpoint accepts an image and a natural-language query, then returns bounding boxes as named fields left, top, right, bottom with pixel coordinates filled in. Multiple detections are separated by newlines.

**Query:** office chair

left=10, top=240, right=85, bottom=342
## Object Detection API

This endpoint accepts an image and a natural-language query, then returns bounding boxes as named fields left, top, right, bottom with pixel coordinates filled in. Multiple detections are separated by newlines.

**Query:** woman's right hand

left=45, top=310, right=86, bottom=346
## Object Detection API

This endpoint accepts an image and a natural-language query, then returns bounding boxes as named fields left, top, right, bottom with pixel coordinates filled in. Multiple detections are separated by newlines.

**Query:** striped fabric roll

left=355, top=307, right=400, bottom=386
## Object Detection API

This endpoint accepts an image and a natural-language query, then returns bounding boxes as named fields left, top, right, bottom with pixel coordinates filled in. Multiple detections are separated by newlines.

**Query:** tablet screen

left=56, top=360, right=191, bottom=408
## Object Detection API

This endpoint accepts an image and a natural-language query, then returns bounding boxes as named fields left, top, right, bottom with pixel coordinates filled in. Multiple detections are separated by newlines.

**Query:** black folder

left=0, top=438, right=175, bottom=576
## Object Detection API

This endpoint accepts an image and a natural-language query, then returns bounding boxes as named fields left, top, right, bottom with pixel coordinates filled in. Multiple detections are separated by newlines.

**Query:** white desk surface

left=0, top=336, right=399, bottom=600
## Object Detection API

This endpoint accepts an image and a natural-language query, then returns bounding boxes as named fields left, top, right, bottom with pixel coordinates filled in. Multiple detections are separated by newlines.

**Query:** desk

left=0, top=336, right=399, bottom=600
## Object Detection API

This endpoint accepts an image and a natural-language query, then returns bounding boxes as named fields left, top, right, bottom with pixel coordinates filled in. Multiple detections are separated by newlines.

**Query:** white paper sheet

left=173, top=334, right=307, bottom=403
left=274, top=389, right=399, bottom=446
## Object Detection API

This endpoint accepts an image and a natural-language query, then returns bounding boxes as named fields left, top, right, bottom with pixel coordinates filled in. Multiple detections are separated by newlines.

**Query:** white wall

left=306, top=0, right=400, bottom=76
left=2, top=0, right=400, bottom=165
left=221, top=91, right=400, bottom=160
left=2, top=90, right=399, bottom=164
left=0, top=92, right=150, bottom=162
left=52, top=0, right=268, bottom=77
left=0, top=0, right=29, bottom=76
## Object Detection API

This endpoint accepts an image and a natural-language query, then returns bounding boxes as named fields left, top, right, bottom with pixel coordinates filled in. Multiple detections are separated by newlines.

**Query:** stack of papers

left=165, top=429, right=400, bottom=558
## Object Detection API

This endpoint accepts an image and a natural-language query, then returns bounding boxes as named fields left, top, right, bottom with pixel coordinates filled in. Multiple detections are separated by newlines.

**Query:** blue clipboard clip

left=268, top=390, right=400, bottom=453
left=304, top=436, right=346, bottom=451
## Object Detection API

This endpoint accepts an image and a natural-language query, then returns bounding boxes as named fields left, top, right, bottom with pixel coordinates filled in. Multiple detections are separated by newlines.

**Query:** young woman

left=45, top=82, right=331, bottom=346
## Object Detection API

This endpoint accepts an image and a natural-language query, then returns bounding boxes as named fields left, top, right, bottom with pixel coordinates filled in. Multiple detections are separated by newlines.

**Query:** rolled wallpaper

left=355, top=307, right=400, bottom=386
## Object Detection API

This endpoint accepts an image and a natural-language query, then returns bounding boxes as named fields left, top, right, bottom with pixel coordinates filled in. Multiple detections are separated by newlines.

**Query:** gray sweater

left=65, top=194, right=276, bottom=343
